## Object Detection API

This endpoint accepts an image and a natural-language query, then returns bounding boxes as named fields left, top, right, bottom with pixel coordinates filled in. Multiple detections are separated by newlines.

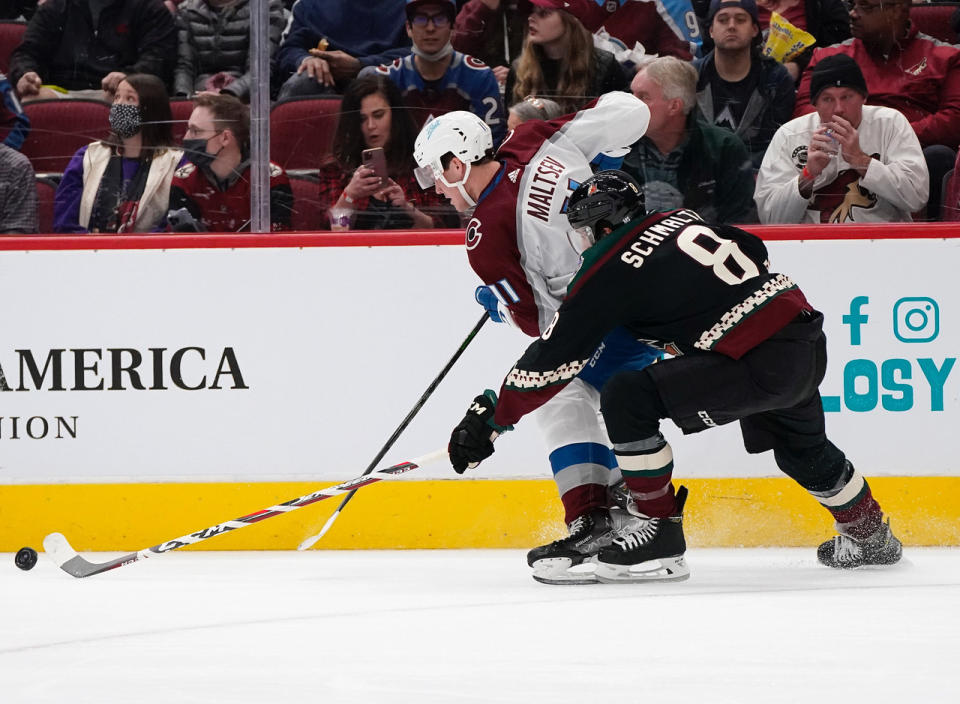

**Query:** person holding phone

left=318, top=74, right=458, bottom=230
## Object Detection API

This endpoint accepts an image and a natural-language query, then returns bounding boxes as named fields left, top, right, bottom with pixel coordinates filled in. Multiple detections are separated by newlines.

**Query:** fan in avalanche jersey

left=414, top=92, right=662, bottom=584
left=447, top=169, right=903, bottom=584
left=371, top=0, right=507, bottom=145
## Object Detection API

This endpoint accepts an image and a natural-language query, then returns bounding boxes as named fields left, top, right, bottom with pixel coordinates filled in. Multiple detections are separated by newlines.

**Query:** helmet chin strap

left=438, top=160, right=476, bottom=208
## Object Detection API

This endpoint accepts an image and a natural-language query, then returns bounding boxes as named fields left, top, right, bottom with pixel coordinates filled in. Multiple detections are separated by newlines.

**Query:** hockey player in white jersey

left=413, top=91, right=660, bottom=583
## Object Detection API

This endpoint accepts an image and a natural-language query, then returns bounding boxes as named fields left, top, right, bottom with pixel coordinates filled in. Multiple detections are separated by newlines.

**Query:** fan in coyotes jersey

left=447, top=169, right=903, bottom=584
left=414, top=92, right=662, bottom=584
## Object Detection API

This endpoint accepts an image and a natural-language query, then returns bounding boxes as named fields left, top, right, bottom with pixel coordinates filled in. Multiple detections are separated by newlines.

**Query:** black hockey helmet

left=565, top=170, right=645, bottom=249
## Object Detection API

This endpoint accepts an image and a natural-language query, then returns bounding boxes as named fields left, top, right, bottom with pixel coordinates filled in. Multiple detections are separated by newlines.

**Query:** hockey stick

left=297, top=312, right=489, bottom=550
left=43, top=448, right=447, bottom=578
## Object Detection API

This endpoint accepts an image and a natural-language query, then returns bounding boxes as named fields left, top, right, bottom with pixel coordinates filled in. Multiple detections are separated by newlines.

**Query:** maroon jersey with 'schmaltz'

left=464, top=91, right=653, bottom=337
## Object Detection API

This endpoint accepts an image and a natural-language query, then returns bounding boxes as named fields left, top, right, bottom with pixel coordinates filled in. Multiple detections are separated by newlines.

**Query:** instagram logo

left=893, top=297, right=940, bottom=343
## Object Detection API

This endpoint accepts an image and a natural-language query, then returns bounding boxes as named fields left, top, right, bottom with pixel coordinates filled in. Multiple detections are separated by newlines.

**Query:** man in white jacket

left=755, top=55, right=928, bottom=224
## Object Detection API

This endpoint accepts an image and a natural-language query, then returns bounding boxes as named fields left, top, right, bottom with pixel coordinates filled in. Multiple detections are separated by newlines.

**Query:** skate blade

left=531, top=557, right=599, bottom=585
left=595, top=555, right=690, bottom=584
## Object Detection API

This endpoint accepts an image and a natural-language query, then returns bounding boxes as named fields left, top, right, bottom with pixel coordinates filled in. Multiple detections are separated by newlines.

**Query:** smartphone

left=362, top=147, right=388, bottom=185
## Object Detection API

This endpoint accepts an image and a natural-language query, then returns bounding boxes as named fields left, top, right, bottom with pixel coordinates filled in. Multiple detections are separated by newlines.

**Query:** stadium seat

left=270, top=96, right=341, bottom=173
left=910, top=3, right=960, bottom=45
left=169, top=98, right=194, bottom=145
left=0, top=21, right=27, bottom=75
left=20, top=99, right=111, bottom=173
left=35, top=174, right=60, bottom=234
left=287, top=173, right=323, bottom=230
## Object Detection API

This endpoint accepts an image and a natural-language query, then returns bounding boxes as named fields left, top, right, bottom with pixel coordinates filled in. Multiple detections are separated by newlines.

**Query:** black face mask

left=182, top=137, right=222, bottom=170
left=109, top=103, right=142, bottom=139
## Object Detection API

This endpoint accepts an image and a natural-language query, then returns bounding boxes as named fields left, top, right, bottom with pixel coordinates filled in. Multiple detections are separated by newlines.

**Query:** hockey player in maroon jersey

left=414, top=92, right=663, bottom=584
left=447, top=170, right=903, bottom=583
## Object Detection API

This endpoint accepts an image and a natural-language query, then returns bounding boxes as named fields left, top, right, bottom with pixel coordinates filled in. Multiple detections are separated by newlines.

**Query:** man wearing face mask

left=366, top=0, right=507, bottom=145
left=167, top=93, right=293, bottom=232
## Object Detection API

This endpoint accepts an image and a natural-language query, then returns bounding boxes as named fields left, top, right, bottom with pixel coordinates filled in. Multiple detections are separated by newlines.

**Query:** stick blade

left=297, top=512, right=338, bottom=551
left=42, top=532, right=90, bottom=577
left=42, top=532, right=136, bottom=578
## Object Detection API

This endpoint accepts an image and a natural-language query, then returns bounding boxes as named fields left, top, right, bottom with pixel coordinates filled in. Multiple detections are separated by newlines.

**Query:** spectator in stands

left=622, top=56, right=757, bottom=223
left=505, top=0, right=627, bottom=113
left=0, top=141, right=37, bottom=233
left=8, top=0, right=177, bottom=102
left=755, top=55, right=927, bottom=224
left=581, top=0, right=694, bottom=63
left=453, top=0, right=528, bottom=89
left=369, top=0, right=507, bottom=145
left=794, top=0, right=959, bottom=218
left=318, top=74, right=459, bottom=231
left=694, top=0, right=795, bottom=170
left=167, top=93, right=292, bottom=232
left=275, top=0, right=411, bottom=99
left=174, top=0, right=286, bottom=102
left=0, top=72, right=30, bottom=150
left=506, top=93, right=562, bottom=130
left=694, top=0, right=850, bottom=81
left=53, top=73, right=183, bottom=233
left=0, top=1, right=38, bottom=21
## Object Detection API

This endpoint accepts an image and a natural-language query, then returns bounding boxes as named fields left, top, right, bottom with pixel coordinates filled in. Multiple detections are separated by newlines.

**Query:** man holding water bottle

left=754, top=55, right=928, bottom=224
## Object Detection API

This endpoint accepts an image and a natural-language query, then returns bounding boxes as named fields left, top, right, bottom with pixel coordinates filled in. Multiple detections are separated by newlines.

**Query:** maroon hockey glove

left=448, top=390, right=511, bottom=474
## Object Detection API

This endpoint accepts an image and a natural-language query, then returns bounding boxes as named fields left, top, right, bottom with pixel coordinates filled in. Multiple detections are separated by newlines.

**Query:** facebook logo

left=842, top=295, right=869, bottom=345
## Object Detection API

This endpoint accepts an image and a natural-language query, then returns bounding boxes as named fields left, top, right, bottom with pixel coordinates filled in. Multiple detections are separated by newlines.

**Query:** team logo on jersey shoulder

left=791, top=145, right=808, bottom=169
left=465, top=217, right=483, bottom=250
left=175, top=162, right=196, bottom=179
left=464, top=55, right=489, bottom=70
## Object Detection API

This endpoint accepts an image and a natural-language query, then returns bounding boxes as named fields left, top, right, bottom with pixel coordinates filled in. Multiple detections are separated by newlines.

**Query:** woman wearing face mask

left=505, top=0, right=627, bottom=114
left=53, top=73, right=183, bottom=233
left=318, top=74, right=458, bottom=231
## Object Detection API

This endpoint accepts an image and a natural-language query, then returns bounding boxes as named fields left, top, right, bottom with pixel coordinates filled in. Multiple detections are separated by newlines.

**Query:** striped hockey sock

left=809, top=462, right=883, bottom=540
left=551, top=442, right=617, bottom=524
left=614, top=433, right=677, bottom=518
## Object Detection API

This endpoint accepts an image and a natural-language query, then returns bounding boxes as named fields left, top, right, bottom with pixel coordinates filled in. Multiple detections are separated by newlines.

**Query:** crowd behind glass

left=0, top=0, right=958, bottom=234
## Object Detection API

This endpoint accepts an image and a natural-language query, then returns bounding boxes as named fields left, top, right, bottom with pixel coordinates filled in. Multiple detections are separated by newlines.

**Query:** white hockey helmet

left=413, top=111, right=493, bottom=207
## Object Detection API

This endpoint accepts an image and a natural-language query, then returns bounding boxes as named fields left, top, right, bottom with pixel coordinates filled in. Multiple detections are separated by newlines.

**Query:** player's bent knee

left=600, top=369, right=665, bottom=442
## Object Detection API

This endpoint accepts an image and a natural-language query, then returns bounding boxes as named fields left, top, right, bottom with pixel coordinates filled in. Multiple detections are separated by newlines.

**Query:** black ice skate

left=595, top=486, right=690, bottom=584
left=817, top=517, right=903, bottom=569
left=527, top=507, right=640, bottom=585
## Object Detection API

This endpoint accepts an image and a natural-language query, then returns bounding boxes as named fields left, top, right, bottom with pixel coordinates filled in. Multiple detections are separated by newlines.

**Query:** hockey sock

left=550, top=442, right=617, bottom=524
left=804, top=461, right=882, bottom=540
left=613, top=433, right=677, bottom=518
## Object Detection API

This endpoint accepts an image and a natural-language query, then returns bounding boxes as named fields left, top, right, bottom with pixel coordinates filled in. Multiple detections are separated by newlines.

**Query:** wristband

left=342, top=193, right=355, bottom=204
left=801, top=166, right=813, bottom=181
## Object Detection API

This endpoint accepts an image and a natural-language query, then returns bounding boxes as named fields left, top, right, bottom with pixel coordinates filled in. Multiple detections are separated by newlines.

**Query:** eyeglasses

left=184, top=126, right=222, bottom=138
left=410, top=12, right=451, bottom=27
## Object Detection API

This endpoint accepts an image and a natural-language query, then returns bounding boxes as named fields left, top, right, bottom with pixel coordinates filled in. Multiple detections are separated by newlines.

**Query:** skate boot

left=595, top=486, right=690, bottom=583
left=817, top=517, right=902, bottom=568
left=527, top=507, right=640, bottom=585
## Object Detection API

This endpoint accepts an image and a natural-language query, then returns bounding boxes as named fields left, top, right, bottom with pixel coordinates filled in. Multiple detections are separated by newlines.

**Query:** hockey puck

left=15, top=546, right=38, bottom=571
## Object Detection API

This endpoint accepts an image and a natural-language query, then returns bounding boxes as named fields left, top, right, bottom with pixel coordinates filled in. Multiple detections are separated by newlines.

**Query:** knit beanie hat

left=809, top=54, right=869, bottom=103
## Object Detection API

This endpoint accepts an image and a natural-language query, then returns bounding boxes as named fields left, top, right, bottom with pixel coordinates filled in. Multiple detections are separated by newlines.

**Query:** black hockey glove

left=448, top=390, right=512, bottom=474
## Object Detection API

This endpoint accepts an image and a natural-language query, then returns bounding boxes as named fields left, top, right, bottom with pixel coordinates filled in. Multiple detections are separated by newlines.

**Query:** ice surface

left=2, top=548, right=958, bottom=703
